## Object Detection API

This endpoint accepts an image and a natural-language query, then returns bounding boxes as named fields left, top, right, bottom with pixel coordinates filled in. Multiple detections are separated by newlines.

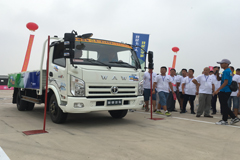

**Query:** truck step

left=21, top=95, right=42, bottom=104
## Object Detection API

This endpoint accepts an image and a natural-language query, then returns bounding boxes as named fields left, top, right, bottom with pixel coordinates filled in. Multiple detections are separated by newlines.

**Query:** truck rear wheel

left=108, top=110, right=128, bottom=119
left=49, top=94, right=68, bottom=124
left=16, top=90, right=27, bottom=111
left=26, top=102, right=35, bottom=111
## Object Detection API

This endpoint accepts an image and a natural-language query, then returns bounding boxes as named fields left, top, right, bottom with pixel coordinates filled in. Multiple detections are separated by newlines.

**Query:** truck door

left=49, top=43, right=68, bottom=101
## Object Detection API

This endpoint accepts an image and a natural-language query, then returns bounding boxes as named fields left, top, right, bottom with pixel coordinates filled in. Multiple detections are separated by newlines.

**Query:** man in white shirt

left=192, top=67, right=215, bottom=118
left=143, top=69, right=157, bottom=112
left=227, top=67, right=240, bottom=117
left=152, top=66, right=175, bottom=116
left=176, top=69, right=188, bottom=111
left=167, top=68, right=178, bottom=112
left=238, top=69, right=240, bottom=115
left=238, top=71, right=240, bottom=115
left=211, top=66, right=221, bottom=115
left=181, top=69, right=198, bottom=114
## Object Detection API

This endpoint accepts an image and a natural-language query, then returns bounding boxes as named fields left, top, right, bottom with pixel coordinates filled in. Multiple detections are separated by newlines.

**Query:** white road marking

left=0, top=147, right=10, bottom=160
left=134, top=111, right=240, bottom=129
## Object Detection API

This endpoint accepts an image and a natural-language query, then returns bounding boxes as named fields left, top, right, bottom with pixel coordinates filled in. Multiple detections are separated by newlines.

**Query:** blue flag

left=132, top=33, right=150, bottom=70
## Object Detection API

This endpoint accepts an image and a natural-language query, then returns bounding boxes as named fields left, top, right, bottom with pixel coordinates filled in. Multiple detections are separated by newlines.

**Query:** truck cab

left=8, top=32, right=145, bottom=123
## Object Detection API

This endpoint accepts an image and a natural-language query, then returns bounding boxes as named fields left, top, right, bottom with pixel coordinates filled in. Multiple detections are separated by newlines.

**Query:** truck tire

left=26, top=102, right=35, bottom=111
left=109, top=110, right=128, bottom=119
left=16, top=90, right=27, bottom=111
left=49, top=94, right=68, bottom=124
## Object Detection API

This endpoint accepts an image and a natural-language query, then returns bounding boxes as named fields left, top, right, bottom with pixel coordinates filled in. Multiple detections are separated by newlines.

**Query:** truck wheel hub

left=50, top=102, right=56, bottom=114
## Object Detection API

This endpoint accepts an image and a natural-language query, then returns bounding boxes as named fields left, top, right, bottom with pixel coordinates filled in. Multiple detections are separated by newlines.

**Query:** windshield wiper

left=83, top=58, right=111, bottom=69
left=109, top=61, right=137, bottom=70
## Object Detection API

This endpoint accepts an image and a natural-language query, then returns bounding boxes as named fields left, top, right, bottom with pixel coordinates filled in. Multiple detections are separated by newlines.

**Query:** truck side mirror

left=64, top=50, right=74, bottom=58
left=148, top=51, right=153, bottom=63
left=64, top=33, right=75, bottom=58
left=148, top=51, right=154, bottom=69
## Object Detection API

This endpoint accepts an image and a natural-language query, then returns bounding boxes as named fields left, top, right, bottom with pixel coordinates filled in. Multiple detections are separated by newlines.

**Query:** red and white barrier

left=0, top=85, right=13, bottom=90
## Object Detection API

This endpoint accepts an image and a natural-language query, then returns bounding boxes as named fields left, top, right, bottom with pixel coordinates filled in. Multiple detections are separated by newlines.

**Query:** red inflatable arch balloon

left=26, top=22, right=38, bottom=31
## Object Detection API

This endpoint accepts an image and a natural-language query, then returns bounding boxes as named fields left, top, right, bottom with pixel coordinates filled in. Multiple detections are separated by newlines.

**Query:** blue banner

left=132, top=33, right=149, bottom=70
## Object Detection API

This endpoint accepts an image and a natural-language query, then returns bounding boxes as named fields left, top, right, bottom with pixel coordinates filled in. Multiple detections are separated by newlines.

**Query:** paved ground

left=0, top=90, right=240, bottom=160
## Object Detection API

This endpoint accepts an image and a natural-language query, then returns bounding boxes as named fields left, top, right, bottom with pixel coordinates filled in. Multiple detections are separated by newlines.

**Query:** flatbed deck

left=8, top=70, right=46, bottom=90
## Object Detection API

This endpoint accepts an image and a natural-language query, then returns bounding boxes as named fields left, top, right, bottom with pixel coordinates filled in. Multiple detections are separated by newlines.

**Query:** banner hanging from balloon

left=171, top=47, right=179, bottom=69
left=21, top=34, right=35, bottom=72
left=209, top=66, right=213, bottom=71
left=132, top=33, right=149, bottom=70
left=21, top=22, right=38, bottom=72
left=168, top=67, right=173, bottom=75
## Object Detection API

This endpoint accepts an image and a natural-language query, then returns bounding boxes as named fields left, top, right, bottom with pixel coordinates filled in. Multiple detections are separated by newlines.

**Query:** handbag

left=229, top=81, right=238, bottom=92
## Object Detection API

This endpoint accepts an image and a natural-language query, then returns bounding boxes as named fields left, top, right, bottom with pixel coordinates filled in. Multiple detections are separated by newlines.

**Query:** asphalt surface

left=0, top=90, right=240, bottom=160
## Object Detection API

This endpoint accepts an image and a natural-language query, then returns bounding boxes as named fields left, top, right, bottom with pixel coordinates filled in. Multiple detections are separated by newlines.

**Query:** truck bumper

left=59, top=96, right=144, bottom=113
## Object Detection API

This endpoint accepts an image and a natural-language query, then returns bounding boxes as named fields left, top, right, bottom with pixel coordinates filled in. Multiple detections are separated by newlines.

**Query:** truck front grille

left=87, top=85, right=137, bottom=97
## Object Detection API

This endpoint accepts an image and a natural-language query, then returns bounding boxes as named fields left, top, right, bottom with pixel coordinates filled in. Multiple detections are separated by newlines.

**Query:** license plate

left=107, top=99, right=122, bottom=106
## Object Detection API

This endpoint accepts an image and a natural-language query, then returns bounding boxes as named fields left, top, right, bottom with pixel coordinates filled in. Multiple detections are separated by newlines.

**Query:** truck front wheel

left=49, top=94, right=68, bottom=124
left=108, top=110, right=128, bottom=119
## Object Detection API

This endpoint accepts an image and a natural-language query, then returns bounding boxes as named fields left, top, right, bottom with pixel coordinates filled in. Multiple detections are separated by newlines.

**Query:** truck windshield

left=73, top=39, right=141, bottom=69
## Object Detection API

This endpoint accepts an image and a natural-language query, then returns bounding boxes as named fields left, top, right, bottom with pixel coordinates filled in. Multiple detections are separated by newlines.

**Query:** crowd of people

left=142, top=59, right=240, bottom=125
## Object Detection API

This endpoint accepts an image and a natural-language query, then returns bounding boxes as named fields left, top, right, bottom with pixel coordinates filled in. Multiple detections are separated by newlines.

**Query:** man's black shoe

left=204, top=115, right=213, bottom=118
left=172, top=109, right=178, bottom=112
left=180, top=111, right=185, bottom=114
left=211, top=112, right=216, bottom=115
left=191, top=112, right=196, bottom=114
left=196, top=115, right=201, bottom=117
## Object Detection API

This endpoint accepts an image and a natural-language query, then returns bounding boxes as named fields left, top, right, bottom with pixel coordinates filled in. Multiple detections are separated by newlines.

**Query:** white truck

left=8, top=31, right=145, bottom=123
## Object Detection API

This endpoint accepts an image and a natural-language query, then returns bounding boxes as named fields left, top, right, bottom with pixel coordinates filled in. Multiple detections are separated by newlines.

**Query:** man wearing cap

left=213, top=59, right=240, bottom=125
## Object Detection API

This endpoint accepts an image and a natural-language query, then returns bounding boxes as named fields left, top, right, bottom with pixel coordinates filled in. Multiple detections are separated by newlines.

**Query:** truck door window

left=52, top=43, right=66, bottom=67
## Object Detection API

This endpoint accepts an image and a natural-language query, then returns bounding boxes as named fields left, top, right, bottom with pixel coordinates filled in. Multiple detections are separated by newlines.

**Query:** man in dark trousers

left=192, top=67, right=214, bottom=118
left=181, top=69, right=198, bottom=114
left=176, top=69, right=187, bottom=111
left=167, top=68, right=178, bottom=112
left=213, top=59, right=240, bottom=125
left=211, top=66, right=221, bottom=114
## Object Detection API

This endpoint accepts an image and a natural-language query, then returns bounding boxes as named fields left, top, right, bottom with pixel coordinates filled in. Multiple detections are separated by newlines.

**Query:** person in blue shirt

left=213, top=59, right=240, bottom=125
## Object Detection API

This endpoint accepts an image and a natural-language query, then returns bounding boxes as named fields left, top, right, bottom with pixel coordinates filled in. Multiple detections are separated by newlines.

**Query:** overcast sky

left=1, top=0, right=240, bottom=76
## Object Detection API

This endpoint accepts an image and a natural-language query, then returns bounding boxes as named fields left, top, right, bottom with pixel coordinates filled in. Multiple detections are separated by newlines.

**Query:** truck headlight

left=138, top=80, right=144, bottom=95
left=71, top=76, right=85, bottom=96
